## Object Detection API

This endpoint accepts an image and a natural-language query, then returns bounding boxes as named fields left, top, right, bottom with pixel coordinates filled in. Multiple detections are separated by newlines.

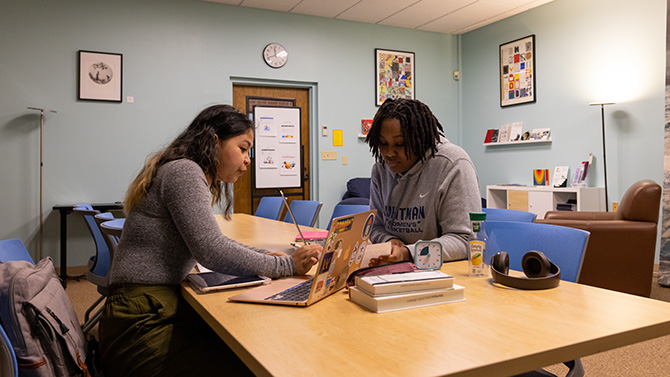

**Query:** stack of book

left=348, top=270, right=465, bottom=313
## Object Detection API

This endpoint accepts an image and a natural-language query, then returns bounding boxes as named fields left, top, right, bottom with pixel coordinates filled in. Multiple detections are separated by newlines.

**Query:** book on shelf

left=498, top=124, right=510, bottom=143
left=509, top=122, right=523, bottom=142
left=533, top=169, right=549, bottom=186
left=355, top=270, right=454, bottom=296
left=531, top=128, right=551, bottom=140
left=349, top=285, right=465, bottom=313
left=484, top=129, right=495, bottom=143
left=490, top=129, right=499, bottom=143
left=556, top=203, right=576, bottom=211
left=552, top=166, right=569, bottom=188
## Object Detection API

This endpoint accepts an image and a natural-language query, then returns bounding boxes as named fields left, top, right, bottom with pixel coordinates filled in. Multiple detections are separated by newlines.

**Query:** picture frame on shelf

left=375, top=48, right=414, bottom=106
left=499, top=35, right=535, bottom=107
left=78, top=50, right=123, bottom=102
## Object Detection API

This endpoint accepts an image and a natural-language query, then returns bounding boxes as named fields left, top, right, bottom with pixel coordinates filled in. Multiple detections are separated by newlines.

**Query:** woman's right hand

left=291, top=244, right=322, bottom=275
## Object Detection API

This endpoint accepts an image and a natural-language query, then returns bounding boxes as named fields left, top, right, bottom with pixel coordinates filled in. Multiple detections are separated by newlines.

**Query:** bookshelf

left=485, top=185, right=605, bottom=219
left=483, top=138, right=551, bottom=146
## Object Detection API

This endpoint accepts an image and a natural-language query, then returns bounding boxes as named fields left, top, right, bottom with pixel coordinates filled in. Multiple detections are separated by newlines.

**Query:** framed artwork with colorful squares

left=500, top=35, right=535, bottom=107
left=375, top=49, right=414, bottom=106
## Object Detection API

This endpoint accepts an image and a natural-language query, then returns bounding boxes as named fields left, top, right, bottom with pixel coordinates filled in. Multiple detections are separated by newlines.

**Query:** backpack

left=0, top=257, right=90, bottom=377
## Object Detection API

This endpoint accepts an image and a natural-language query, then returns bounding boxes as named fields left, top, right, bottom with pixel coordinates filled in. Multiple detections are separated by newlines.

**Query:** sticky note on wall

left=333, top=129, right=343, bottom=146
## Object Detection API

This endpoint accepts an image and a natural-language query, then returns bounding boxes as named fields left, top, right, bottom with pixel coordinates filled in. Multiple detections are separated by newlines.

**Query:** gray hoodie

left=369, top=138, right=481, bottom=261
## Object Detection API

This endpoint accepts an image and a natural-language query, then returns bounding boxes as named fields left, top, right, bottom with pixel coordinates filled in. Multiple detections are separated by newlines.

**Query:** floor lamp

left=27, top=107, right=57, bottom=260
left=589, top=102, right=615, bottom=212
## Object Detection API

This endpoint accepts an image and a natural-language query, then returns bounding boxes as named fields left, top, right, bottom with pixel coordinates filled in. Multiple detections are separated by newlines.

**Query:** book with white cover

left=355, top=270, right=454, bottom=296
left=509, top=122, right=523, bottom=142
left=498, top=124, right=510, bottom=143
left=349, top=285, right=465, bottom=313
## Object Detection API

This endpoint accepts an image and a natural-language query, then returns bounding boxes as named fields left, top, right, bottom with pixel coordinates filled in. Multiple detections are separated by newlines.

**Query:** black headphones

left=490, top=251, right=561, bottom=290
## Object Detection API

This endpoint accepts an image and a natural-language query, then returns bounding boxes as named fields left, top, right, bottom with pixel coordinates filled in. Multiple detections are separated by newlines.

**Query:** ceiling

left=203, top=0, right=554, bottom=35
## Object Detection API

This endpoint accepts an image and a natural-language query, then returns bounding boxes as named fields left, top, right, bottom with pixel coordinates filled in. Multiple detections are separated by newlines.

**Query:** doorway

left=232, top=84, right=311, bottom=215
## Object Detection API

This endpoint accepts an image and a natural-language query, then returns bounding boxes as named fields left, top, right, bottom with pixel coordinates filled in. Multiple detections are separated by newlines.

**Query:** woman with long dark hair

left=100, top=104, right=321, bottom=376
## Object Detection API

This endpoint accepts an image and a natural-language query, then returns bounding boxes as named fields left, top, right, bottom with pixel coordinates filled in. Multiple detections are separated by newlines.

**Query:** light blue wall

left=461, top=0, right=666, bottom=206
left=0, top=0, right=458, bottom=266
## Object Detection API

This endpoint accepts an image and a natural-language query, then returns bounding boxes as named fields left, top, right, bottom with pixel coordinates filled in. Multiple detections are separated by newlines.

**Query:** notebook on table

left=228, top=209, right=377, bottom=307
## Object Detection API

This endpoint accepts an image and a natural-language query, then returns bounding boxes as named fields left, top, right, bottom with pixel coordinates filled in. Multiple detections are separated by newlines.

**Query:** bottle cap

left=469, top=212, right=486, bottom=221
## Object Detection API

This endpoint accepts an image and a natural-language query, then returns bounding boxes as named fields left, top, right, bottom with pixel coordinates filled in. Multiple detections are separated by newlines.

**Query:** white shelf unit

left=485, top=185, right=605, bottom=219
left=483, top=138, right=551, bottom=146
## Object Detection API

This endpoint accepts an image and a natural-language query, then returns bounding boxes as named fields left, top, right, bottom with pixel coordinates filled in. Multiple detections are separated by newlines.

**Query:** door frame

left=230, top=76, right=319, bottom=202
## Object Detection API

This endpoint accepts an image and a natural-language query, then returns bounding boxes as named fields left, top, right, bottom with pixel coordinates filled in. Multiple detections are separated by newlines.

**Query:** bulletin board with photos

left=499, top=35, right=535, bottom=107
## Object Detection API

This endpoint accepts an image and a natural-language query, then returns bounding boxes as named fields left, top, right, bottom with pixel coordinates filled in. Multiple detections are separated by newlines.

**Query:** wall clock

left=263, top=43, right=288, bottom=68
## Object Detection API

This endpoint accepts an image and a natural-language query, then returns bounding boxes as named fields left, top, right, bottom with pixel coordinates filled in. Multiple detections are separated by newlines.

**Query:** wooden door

left=232, top=85, right=311, bottom=215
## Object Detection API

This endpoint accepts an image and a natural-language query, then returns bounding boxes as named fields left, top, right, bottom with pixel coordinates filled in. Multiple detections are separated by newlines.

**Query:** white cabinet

left=485, top=185, right=605, bottom=219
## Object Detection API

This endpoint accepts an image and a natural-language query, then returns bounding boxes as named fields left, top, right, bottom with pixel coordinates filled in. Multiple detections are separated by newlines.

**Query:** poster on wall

left=253, top=106, right=301, bottom=189
left=499, top=35, right=536, bottom=107
left=375, top=49, right=414, bottom=106
left=659, top=0, right=670, bottom=287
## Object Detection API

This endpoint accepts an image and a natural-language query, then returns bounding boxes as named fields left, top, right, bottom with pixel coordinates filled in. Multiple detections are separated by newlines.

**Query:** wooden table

left=182, top=214, right=670, bottom=377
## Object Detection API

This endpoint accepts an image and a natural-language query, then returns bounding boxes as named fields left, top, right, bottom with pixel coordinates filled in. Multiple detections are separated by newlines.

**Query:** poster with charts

left=253, top=106, right=301, bottom=188
left=500, top=35, right=536, bottom=107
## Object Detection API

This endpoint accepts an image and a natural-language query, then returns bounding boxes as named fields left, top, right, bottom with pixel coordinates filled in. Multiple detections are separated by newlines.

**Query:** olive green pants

left=99, top=284, right=253, bottom=377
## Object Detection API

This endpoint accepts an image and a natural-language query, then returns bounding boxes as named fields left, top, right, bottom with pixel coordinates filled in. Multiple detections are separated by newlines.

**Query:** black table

left=52, top=202, right=123, bottom=287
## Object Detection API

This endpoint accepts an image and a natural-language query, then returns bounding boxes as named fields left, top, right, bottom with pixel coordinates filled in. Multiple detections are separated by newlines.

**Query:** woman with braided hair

left=365, top=98, right=481, bottom=265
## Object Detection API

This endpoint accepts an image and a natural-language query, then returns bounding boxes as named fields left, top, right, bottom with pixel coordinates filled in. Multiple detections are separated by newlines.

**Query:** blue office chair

left=483, top=208, right=537, bottom=223
left=73, top=204, right=114, bottom=334
left=283, top=200, right=323, bottom=227
left=73, top=204, right=110, bottom=282
left=0, top=239, right=34, bottom=264
left=254, top=196, right=284, bottom=220
left=327, top=204, right=370, bottom=230
left=485, top=220, right=588, bottom=377
left=0, top=322, right=17, bottom=377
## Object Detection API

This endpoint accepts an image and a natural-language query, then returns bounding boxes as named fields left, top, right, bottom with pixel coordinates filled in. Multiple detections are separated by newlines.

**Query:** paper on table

left=361, top=242, right=393, bottom=268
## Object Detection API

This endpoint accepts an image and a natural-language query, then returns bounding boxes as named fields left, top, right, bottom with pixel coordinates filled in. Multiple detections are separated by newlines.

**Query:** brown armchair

left=537, top=180, right=661, bottom=297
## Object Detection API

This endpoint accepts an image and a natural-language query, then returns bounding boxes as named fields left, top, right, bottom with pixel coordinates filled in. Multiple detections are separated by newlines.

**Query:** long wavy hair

left=365, top=98, right=444, bottom=164
left=124, top=104, right=253, bottom=217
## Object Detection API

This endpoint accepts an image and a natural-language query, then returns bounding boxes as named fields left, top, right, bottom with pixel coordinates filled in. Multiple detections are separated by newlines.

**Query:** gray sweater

left=110, top=159, right=296, bottom=285
left=369, top=138, right=481, bottom=261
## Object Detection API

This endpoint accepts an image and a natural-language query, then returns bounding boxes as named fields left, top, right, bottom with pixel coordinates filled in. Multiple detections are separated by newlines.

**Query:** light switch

left=342, top=156, right=348, bottom=165
left=321, top=151, right=337, bottom=160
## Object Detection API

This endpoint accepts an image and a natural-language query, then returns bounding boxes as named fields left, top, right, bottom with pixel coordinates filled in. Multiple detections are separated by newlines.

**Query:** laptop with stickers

left=228, top=209, right=377, bottom=306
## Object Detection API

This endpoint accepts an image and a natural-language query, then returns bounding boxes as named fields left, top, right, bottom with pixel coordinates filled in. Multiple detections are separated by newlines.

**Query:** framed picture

left=499, top=35, right=535, bottom=107
left=78, top=50, right=122, bottom=102
left=375, top=49, right=414, bottom=106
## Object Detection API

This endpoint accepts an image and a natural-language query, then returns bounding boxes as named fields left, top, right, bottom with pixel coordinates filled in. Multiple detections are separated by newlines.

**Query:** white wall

left=0, top=0, right=458, bottom=266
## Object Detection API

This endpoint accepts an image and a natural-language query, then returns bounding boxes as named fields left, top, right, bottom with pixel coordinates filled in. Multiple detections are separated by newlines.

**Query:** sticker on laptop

left=362, top=213, right=374, bottom=240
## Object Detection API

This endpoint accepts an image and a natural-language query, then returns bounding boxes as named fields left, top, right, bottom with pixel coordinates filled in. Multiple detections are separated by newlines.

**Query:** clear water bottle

left=468, top=212, right=488, bottom=277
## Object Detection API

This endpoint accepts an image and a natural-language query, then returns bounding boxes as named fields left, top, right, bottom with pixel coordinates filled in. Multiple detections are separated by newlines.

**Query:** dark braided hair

left=366, top=98, right=444, bottom=164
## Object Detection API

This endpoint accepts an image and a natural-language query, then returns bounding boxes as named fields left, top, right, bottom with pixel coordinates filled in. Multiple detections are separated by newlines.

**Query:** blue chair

left=0, top=239, right=34, bottom=264
left=483, top=208, right=537, bottom=223
left=485, top=221, right=588, bottom=377
left=327, top=204, right=370, bottom=230
left=484, top=221, right=589, bottom=283
left=0, top=322, right=17, bottom=377
left=254, top=196, right=284, bottom=220
left=283, top=200, right=323, bottom=227
left=73, top=205, right=114, bottom=334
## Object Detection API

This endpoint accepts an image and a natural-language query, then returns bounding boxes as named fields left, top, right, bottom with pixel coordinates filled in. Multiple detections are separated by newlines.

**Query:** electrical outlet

left=612, top=202, right=619, bottom=212
left=342, top=156, right=348, bottom=165
left=321, top=151, right=337, bottom=160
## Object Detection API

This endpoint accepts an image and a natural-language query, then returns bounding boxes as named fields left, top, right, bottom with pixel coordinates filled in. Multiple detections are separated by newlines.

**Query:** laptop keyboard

left=266, top=279, right=313, bottom=301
